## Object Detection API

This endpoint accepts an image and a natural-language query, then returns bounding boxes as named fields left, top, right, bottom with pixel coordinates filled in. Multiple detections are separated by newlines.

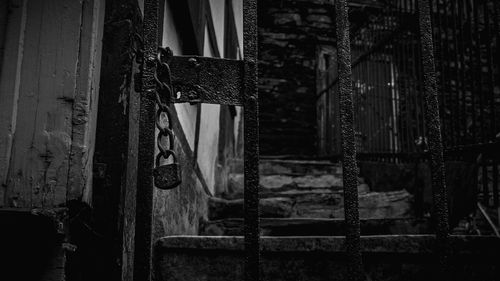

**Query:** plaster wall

left=152, top=0, right=243, bottom=237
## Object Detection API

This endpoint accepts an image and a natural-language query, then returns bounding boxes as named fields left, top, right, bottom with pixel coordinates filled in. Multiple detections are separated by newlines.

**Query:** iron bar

left=416, top=10, right=427, bottom=142
left=243, top=0, right=260, bottom=280
left=435, top=0, right=447, bottom=146
left=441, top=0, right=452, bottom=147
left=450, top=0, right=462, bottom=146
left=409, top=0, right=422, bottom=149
left=493, top=161, right=499, bottom=208
left=134, top=0, right=159, bottom=280
left=473, top=0, right=486, bottom=143
left=386, top=5, right=398, bottom=156
left=482, top=158, right=490, bottom=205
left=466, top=0, right=477, bottom=143
left=457, top=0, right=468, bottom=143
left=334, top=0, right=363, bottom=280
left=417, top=0, right=450, bottom=277
left=385, top=46, right=397, bottom=156
left=400, top=0, right=412, bottom=153
left=483, top=1, right=496, bottom=141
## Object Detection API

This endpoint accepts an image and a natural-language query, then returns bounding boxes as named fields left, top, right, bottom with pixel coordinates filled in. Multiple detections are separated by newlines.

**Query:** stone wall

left=258, top=0, right=336, bottom=155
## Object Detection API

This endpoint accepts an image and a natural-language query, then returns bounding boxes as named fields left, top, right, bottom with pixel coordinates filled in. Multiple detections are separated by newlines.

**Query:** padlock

left=153, top=150, right=182, bottom=190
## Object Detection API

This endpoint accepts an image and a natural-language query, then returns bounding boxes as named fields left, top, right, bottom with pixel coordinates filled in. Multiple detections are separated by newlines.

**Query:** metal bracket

left=169, top=56, right=245, bottom=106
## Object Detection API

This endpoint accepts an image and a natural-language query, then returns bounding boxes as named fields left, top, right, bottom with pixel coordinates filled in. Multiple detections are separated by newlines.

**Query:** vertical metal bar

left=473, top=0, right=486, bottom=143
left=435, top=0, right=446, bottom=146
left=243, top=0, right=259, bottom=280
left=410, top=0, right=422, bottom=149
left=494, top=1, right=500, bottom=139
left=134, top=0, right=159, bottom=281
left=334, top=1, right=363, bottom=280
left=415, top=3, right=427, bottom=142
left=363, top=60, right=372, bottom=152
left=441, top=0, right=452, bottom=147
left=457, top=0, right=468, bottom=143
left=378, top=53, right=388, bottom=154
left=484, top=1, right=496, bottom=141
left=483, top=158, right=490, bottom=205
left=387, top=6, right=398, bottom=156
left=417, top=0, right=450, bottom=276
left=450, top=0, right=462, bottom=145
left=466, top=0, right=477, bottom=143
left=493, top=162, right=499, bottom=209
left=401, top=0, right=412, bottom=153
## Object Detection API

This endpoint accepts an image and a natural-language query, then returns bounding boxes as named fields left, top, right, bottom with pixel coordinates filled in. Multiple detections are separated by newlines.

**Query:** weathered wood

left=67, top=0, right=105, bottom=202
left=1, top=0, right=103, bottom=209
left=0, top=0, right=26, bottom=207
left=91, top=2, right=142, bottom=280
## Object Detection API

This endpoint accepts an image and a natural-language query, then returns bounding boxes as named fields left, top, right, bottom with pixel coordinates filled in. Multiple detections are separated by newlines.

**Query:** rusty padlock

left=153, top=149, right=182, bottom=190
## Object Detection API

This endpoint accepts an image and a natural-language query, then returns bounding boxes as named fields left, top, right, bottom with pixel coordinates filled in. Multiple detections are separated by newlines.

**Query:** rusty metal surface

left=334, top=0, right=363, bottom=280
left=153, top=47, right=182, bottom=190
left=243, top=0, right=260, bottom=280
left=134, top=0, right=158, bottom=281
left=417, top=0, right=450, bottom=277
left=170, top=56, right=244, bottom=105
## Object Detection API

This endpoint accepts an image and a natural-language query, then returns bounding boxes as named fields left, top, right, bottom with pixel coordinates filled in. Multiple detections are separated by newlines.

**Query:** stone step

left=224, top=173, right=366, bottom=200
left=200, top=217, right=433, bottom=236
left=208, top=189, right=413, bottom=220
left=229, top=158, right=342, bottom=175
left=259, top=159, right=343, bottom=176
left=155, top=236, right=500, bottom=281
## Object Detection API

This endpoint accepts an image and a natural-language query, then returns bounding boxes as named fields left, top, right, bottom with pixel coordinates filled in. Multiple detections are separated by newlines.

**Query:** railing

left=138, top=0, right=498, bottom=280
left=326, top=0, right=498, bottom=279
left=318, top=0, right=500, bottom=229
left=137, top=1, right=259, bottom=281
left=319, top=0, right=500, bottom=156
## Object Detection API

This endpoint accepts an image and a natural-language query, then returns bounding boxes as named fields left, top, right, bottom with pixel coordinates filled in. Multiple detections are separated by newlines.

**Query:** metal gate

left=319, top=0, right=500, bottom=162
left=137, top=0, right=259, bottom=280
left=137, top=0, right=449, bottom=280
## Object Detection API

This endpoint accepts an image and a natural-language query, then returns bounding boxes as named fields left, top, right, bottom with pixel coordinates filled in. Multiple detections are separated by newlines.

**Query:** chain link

left=154, top=47, right=178, bottom=166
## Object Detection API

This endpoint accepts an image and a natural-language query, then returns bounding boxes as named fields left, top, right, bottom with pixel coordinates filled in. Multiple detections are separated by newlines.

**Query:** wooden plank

left=4, top=0, right=91, bottom=208
left=67, top=0, right=105, bottom=202
left=4, top=0, right=45, bottom=208
left=0, top=0, right=27, bottom=207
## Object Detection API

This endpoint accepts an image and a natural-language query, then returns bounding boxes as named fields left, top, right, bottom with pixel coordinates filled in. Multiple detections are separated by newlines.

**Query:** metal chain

left=154, top=47, right=178, bottom=167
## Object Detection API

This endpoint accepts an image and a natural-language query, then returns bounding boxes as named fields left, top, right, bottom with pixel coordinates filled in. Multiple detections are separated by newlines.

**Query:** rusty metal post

left=417, top=0, right=450, bottom=276
left=243, top=0, right=260, bottom=280
left=134, top=0, right=159, bottom=281
left=334, top=0, right=363, bottom=280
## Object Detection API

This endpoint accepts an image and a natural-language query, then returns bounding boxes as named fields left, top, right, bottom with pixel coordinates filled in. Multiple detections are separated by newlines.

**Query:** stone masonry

left=258, top=0, right=336, bottom=155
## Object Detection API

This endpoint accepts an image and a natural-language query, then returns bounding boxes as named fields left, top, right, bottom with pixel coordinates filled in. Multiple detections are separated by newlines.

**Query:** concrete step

left=224, top=173, right=365, bottom=200
left=208, top=189, right=413, bottom=220
left=155, top=235, right=500, bottom=281
left=229, top=158, right=342, bottom=175
left=200, top=217, right=433, bottom=236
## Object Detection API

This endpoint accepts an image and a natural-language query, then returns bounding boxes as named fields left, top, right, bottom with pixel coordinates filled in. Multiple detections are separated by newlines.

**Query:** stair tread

left=157, top=235, right=500, bottom=254
left=209, top=190, right=413, bottom=220
left=225, top=173, right=366, bottom=199
left=156, top=236, right=500, bottom=281
left=200, top=217, right=433, bottom=236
